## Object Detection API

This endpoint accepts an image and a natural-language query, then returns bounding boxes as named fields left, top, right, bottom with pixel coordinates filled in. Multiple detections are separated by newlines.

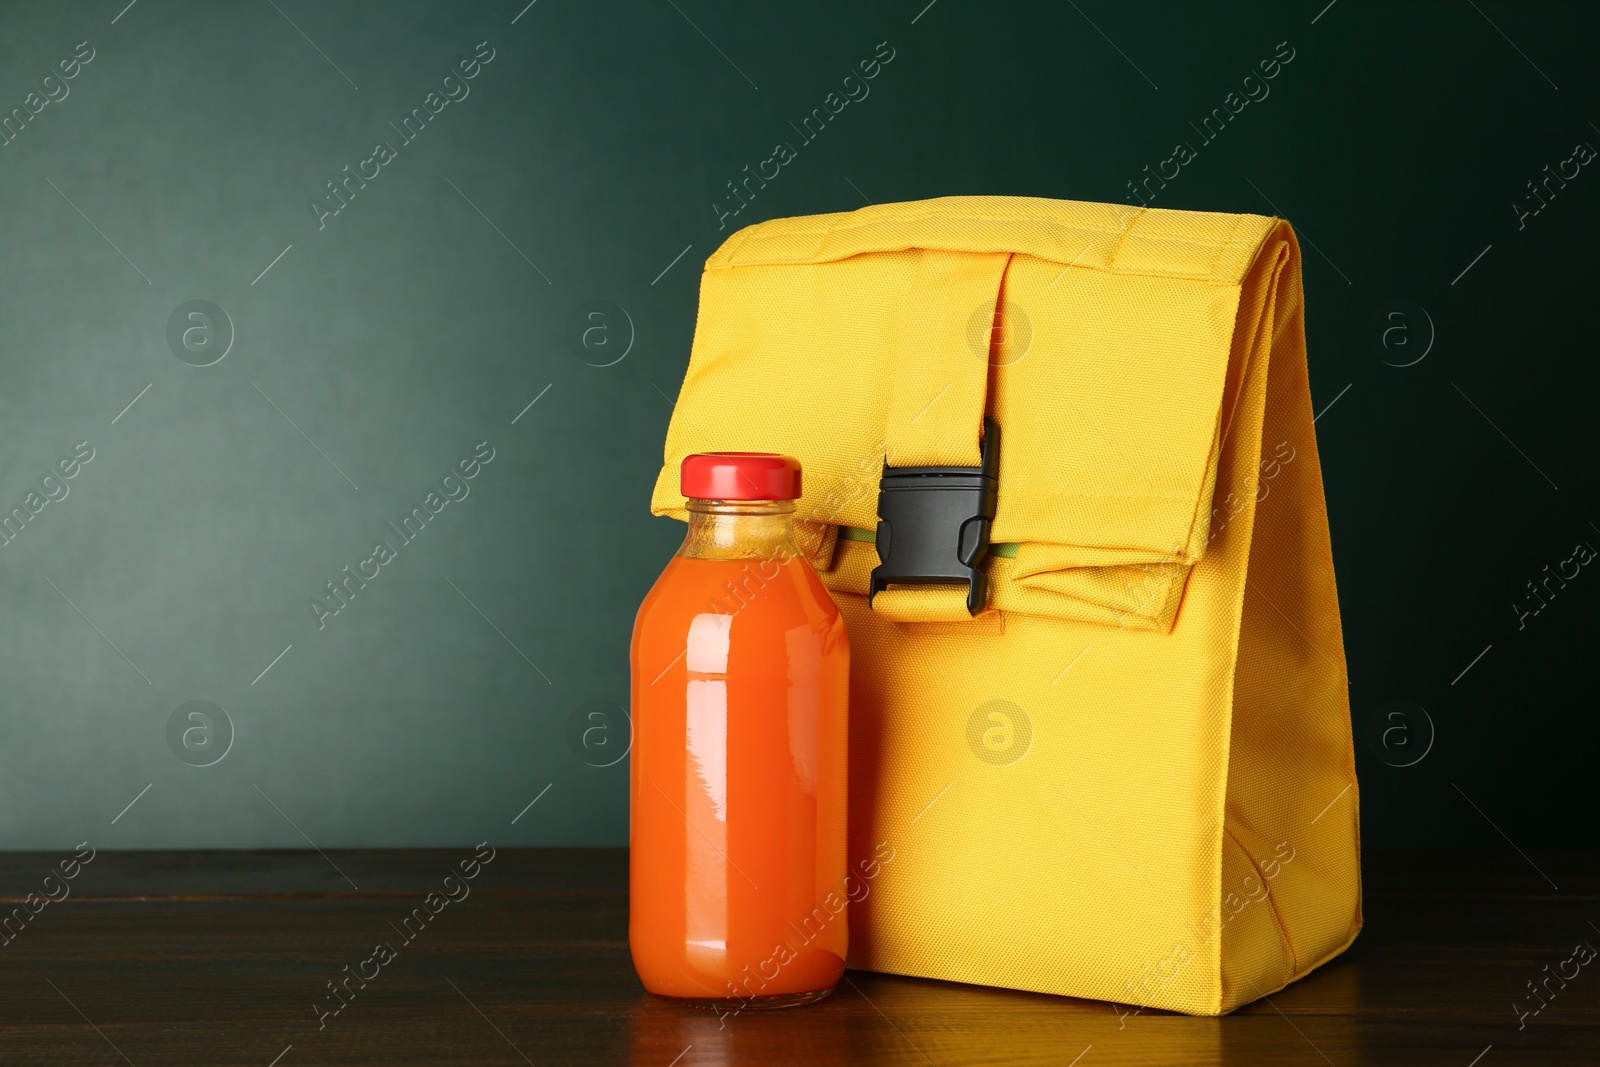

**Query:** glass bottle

left=630, top=453, right=849, bottom=1009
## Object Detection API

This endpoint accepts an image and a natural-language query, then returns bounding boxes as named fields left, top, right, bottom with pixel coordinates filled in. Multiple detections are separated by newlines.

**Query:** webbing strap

left=883, top=251, right=1009, bottom=468
left=871, top=584, right=981, bottom=623
left=871, top=250, right=1010, bottom=622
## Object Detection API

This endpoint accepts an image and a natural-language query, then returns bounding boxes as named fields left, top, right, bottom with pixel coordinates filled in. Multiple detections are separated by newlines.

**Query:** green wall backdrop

left=1, top=0, right=1595, bottom=849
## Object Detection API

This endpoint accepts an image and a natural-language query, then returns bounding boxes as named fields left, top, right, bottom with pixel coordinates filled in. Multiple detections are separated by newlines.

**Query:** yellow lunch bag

left=649, top=195, right=1360, bottom=1015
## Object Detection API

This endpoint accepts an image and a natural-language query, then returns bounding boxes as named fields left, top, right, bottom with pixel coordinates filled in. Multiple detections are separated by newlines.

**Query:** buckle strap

left=867, top=247, right=1013, bottom=619
left=868, top=418, right=999, bottom=616
left=882, top=250, right=1010, bottom=469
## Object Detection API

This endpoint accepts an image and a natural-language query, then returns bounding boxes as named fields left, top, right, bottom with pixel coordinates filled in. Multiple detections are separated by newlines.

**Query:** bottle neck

left=679, top=499, right=799, bottom=560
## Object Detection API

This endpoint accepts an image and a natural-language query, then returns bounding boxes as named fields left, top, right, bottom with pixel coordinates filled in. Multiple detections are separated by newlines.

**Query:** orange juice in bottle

left=630, top=453, right=849, bottom=1008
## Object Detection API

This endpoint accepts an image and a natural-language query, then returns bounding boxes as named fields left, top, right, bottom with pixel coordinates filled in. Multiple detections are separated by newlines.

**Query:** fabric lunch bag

left=649, top=195, right=1361, bottom=1015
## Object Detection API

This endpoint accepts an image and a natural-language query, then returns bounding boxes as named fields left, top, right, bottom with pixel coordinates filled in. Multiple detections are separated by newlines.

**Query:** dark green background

left=1, top=0, right=1593, bottom=850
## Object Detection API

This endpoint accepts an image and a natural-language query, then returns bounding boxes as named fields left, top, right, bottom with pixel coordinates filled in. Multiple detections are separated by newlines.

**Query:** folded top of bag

left=706, top=194, right=1272, bottom=283
left=652, top=196, right=1298, bottom=629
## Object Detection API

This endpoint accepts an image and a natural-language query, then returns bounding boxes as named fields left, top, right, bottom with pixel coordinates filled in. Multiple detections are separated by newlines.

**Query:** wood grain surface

left=0, top=848, right=1595, bottom=1065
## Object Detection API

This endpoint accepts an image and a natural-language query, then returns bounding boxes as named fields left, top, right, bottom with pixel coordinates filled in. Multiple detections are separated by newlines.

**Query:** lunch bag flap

left=651, top=196, right=1279, bottom=631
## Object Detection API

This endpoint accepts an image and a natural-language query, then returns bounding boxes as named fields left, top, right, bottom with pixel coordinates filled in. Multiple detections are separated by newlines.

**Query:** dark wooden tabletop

left=0, top=847, right=1595, bottom=1065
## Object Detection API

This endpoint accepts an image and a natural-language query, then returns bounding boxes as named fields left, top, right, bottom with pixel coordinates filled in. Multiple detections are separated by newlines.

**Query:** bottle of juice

left=630, top=453, right=849, bottom=1009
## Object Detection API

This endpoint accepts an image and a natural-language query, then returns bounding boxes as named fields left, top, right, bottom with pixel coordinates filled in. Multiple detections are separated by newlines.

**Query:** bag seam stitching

left=707, top=211, right=1272, bottom=274
left=712, top=208, right=1270, bottom=245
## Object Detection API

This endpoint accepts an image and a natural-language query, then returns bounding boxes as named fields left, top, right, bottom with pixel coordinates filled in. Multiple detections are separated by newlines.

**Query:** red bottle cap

left=680, top=453, right=802, bottom=501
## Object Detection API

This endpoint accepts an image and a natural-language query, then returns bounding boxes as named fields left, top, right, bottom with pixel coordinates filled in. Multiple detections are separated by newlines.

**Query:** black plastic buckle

left=868, top=419, right=1000, bottom=616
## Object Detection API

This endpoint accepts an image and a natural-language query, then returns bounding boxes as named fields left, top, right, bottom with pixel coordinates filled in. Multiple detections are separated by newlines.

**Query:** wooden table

left=1, top=848, right=1594, bottom=1065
